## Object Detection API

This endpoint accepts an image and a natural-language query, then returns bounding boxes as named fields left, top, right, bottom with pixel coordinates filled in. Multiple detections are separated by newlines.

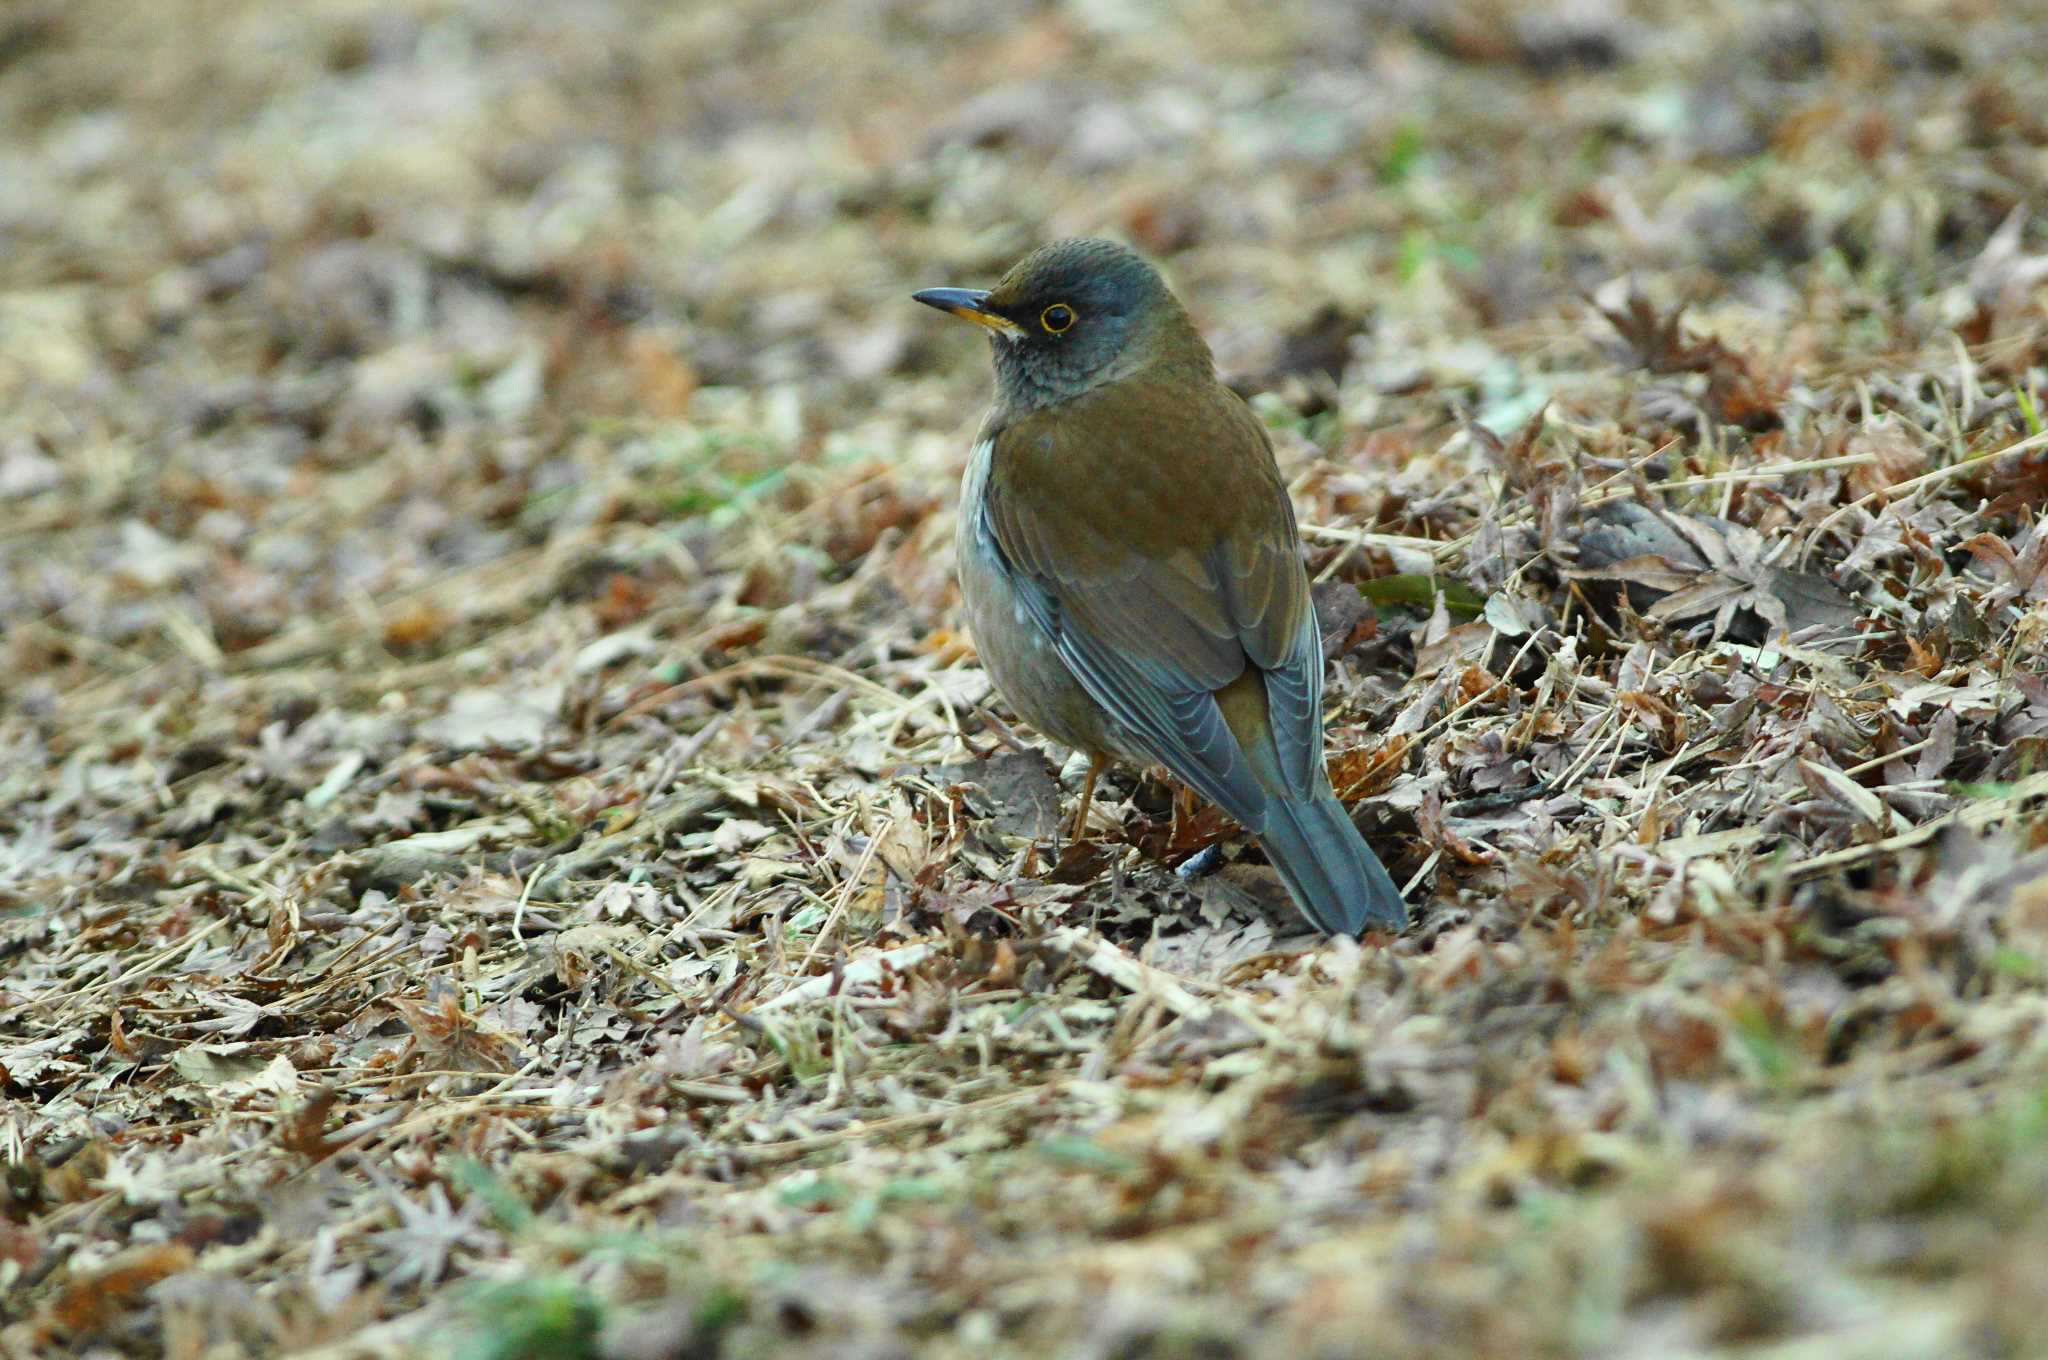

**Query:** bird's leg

left=1170, top=782, right=1195, bottom=843
left=1067, top=752, right=1106, bottom=842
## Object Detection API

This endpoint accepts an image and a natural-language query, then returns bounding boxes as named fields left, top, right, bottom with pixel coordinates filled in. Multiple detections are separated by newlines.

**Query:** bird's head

left=913, top=238, right=1208, bottom=410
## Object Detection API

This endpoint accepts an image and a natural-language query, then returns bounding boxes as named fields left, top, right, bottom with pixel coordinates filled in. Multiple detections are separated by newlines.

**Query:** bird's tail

left=1257, top=793, right=1408, bottom=934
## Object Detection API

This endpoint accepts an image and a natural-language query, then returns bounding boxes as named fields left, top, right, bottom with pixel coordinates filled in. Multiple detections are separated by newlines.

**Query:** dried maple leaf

left=1960, top=529, right=2048, bottom=609
left=1571, top=502, right=1857, bottom=642
left=276, top=1087, right=340, bottom=1163
left=1642, top=516, right=1792, bottom=638
left=366, top=1180, right=497, bottom=1288
left=1597, top=288, right=1785, bottom=430
left=1330, top=734, right=1413, bottom=801
left=1618, top=688, right=1684, bottom=748
left=35, top=1242, right=194, bottom=1343
left=384, top=993, right=523, bottom=1076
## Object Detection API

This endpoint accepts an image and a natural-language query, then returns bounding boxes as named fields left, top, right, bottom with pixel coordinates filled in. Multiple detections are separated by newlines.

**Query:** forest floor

left=5, top=2, right=2048, bottom=1357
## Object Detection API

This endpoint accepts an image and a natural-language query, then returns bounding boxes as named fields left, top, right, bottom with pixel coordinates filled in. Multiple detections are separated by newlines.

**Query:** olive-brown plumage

left=913, top=239, right=1407, bottom=933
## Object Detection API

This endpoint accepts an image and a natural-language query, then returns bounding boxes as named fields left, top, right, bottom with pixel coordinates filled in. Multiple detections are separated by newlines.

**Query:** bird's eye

left=1040, top=304, right=1076, bottom=334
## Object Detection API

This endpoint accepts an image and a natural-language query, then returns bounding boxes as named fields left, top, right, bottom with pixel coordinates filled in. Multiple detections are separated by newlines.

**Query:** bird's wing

left=978, top=378, right=1325, bottom=824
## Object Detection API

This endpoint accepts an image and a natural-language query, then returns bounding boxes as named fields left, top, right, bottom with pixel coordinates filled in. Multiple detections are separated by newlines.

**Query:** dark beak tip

left=911, top=286, right=990, bottom=314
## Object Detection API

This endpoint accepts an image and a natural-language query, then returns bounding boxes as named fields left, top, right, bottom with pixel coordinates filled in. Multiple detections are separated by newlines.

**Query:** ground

left=5, top=1, right=2048, bottom=1357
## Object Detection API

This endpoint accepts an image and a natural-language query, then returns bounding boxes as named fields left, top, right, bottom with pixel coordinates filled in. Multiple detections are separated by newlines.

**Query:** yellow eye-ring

left=1040, top=303, right=1076, bottom=333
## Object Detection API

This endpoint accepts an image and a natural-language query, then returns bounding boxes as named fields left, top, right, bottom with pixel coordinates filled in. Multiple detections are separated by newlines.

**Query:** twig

left=728, top=1085, right=1052, bottom=1167
left=796, top=810, right=890, bottom=974
left=1784, top=771, right=2048, bottom=881
left=1045, top=926, right=1214, bottom=1024
left=528, top=787, right=723, bottom=897
left=753, top=941, right=936, bottom=1011
left=1802, top=428, right=2048, bottom=559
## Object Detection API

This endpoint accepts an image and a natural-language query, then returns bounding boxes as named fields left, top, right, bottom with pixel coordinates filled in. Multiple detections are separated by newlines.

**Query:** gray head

left=912, top=238, right=1208, bottom=411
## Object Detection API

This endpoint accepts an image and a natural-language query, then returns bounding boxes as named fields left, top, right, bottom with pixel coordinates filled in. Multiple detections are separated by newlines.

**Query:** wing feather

left=978, top=377, right=1326, bottom=823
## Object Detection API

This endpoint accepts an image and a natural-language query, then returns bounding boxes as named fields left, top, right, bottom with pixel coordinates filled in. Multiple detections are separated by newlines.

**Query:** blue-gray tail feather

left=1258, top=795, right=1408, bottom=933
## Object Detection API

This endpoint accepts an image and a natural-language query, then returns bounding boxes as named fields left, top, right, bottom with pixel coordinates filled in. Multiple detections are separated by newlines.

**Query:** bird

left=911, top=238, right=1408, bottom=934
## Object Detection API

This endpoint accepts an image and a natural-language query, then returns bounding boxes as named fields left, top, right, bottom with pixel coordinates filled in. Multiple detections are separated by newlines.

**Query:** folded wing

left=977, top=379, right=1323, bottom=829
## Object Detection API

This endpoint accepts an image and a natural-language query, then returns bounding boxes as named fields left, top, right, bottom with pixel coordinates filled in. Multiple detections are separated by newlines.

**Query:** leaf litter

left=3, top=1, right=2048, bottom=1357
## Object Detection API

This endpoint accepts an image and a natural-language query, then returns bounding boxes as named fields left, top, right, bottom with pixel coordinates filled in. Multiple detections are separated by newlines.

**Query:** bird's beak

left=911, top=287, right=1023, bottom=337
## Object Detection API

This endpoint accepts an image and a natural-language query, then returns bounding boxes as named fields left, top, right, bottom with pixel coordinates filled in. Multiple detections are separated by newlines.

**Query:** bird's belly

left=957, top=441, right=1119, bottom=759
